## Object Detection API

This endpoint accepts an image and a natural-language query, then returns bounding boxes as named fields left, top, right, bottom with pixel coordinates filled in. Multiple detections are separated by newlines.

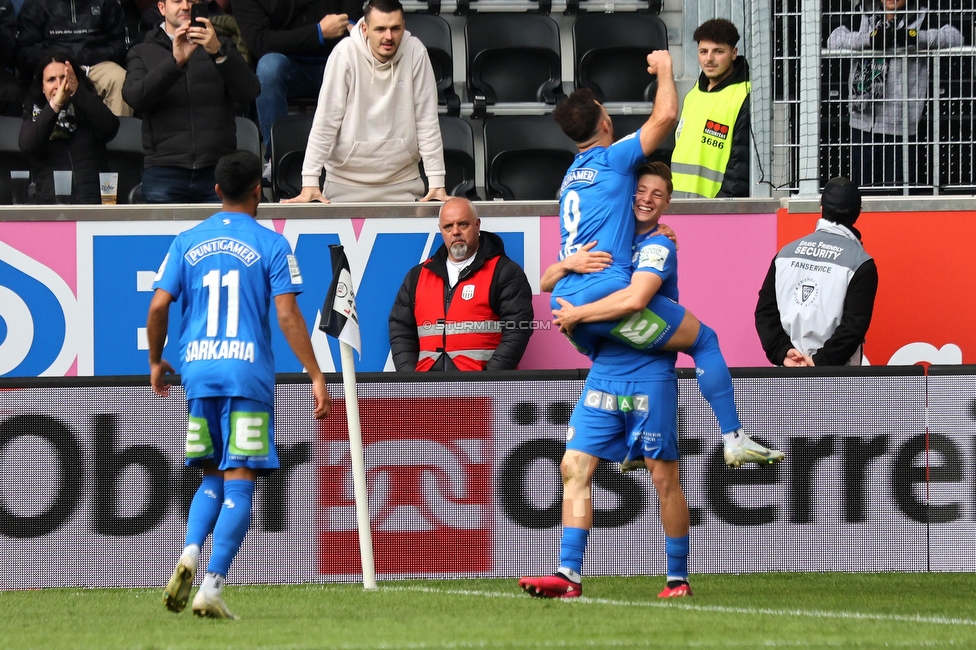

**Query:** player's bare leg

left=519, top=450, right=599, bottom=598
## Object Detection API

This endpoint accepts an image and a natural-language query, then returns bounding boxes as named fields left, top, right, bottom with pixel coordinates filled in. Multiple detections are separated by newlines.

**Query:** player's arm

left=553, top=271, right=662, bottom=333
left=275, top=292, right=331, bottom=419
left=147, top=288, right=176, bottom=397
left=639, top=51, right=679, bottom=156
left=539, top=241, right=612, bottom=292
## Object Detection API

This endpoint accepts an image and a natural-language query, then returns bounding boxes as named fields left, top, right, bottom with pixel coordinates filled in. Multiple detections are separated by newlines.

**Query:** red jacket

left=414, top=256, right=502, bottom=371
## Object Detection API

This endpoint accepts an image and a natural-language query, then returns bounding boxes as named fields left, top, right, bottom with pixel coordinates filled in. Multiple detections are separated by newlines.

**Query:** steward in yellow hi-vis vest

left=671, top=21, right=752, bottom=199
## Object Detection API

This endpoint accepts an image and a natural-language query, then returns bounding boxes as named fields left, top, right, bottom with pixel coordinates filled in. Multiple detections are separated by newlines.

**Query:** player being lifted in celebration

left=147, top=152, right=330, bottom=619
left=545, top=162, right=784, bottom=469
left=549, top=53, right=678, bottom=353
left=519, top=51, right=687, bottom=602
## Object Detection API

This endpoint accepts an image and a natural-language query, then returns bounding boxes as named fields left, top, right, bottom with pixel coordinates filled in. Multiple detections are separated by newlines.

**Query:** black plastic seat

left=235, top=116, right=262, bottom=159
left=466, top=14, right=564, bottom=114
left=574, top=13, right=669, bottom=103
left=484, top=115, right=577, bottom=200
left=439, top=115, right=478, bottom=198
left=406, top=13, right=460, bottom=116
left=105, top=116, right=145, bottom=205
left=0, top=117, right=30, bottom=204
left=269, top=114, right=317, bottom=201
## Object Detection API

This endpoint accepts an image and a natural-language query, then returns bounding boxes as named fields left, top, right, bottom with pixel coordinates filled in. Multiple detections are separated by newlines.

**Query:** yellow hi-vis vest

left=671, top=80, right=751, bottom=198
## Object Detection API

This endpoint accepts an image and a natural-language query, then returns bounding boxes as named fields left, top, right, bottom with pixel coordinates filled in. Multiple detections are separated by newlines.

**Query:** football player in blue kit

left=550, top=50, right=679, bottom=359
left=547, top=162, right=785, bottom=470
left=147, top=152, right=330, bottom=619
left=520, top=164, right=785, bottom=600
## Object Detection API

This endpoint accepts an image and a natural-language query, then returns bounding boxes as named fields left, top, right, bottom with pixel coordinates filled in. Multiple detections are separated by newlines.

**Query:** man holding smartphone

left=122, top=0, right=260, bottom=203
left=234, top=0, right=364, bottom=180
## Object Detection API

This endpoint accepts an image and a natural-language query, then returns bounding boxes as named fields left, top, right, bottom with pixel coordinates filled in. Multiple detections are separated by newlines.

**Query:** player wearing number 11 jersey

left=148, top=152, right=329, bottom=619
left=551, top=52, right=679, bottom=358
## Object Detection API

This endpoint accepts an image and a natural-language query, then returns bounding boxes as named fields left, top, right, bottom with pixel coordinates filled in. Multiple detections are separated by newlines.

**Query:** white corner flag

left=318, top=245, right=374, bottom=589
left=319, top=245, right=361, bottom=357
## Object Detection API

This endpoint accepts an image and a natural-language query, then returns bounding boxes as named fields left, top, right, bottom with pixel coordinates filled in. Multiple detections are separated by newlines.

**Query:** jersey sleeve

left=270, top=235, right=303, bottom=297
left=151, top=236, right=183, bottom=300
left=633, top=234, right=676, bottom=282
left=605, top=128, right=647, bottom=174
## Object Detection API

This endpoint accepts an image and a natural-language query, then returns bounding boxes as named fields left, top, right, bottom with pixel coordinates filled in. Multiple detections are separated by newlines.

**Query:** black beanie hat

left=821, top=177, right=862, bottom=226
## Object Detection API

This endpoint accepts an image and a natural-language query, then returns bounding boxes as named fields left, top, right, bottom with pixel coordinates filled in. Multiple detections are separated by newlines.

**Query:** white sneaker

left=724, top=433, right=785, bottom=468
left=192, top=588, right=239, bottom=620
left=262, top=161, right=272, bottom=181
left=162, top=550, right=197, bottom=613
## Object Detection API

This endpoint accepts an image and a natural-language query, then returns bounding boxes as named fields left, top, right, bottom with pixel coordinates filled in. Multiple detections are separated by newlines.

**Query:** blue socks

left=185, top=474, right=224, bottom=548
left=665, top=535, right=689, bottom=582
left=207, top=479, right=255, bottom=577
left=686, top=323, right=743, bottom=434
left=558, top=527, right=589, bottom=578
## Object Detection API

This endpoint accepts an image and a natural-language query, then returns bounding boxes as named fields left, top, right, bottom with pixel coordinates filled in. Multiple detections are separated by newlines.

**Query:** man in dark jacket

left=389, top=198, right=535, bottom=372
left=755, top=177, right=878, bottom=366
left=122, top=0, right=260, bottom=203
left=16, top=0, right=132, bottom=116
left=233, top=0, right=362, bottom=177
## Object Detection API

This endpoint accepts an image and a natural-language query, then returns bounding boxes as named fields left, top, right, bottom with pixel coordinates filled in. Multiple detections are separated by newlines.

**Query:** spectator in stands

left=0, top=0, right=23, bottom=116
left=826, top=0, right=962, bottom=190
left=122, top=0, right=260, bottom=203
left=19, top=52, right=120, bottom=204
left=233, top=0, right=362, bottom=180
left=670, top=18, right=750, bottom=198
left=389, top=198, right=534, bottom=371
left=755, top=177, right=878, bottom=366
left=283, top=0, right=447, bottom=203
left=16, top=0, right=133, bottom=117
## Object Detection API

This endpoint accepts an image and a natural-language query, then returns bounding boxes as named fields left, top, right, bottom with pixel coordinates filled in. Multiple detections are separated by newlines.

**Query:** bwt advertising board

left=1, top=207, right=975, bottom=377
left=1, top=371, right=973, bottom=590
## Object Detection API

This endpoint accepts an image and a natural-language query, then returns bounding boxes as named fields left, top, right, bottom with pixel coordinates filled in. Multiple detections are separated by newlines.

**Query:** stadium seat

left=105, top=116, right=145, bottom=205
left=0, top=116, right=29, bottom=205
left=465, top=14, right=564, bottom=115
left=438, top=115, right=478, bottom=199
left=608, top=114, right=674, bottom=165
left=269, top=114, right=317, bottom=202
left=406, top=13, right=460, bottom=116
left=235, top=116, right=262, bottom=159
left=483, top=115, right=577, bottom=200
left=573, top=13, right=669, bottom=103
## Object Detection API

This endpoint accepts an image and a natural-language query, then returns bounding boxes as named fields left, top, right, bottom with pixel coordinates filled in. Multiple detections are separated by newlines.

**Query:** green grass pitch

left=3, top=573, right=975, bottom=648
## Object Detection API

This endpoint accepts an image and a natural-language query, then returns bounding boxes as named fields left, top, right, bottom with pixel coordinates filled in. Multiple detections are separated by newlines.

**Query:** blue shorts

left=552, top=281, right=687, bottom=360
left=566, top=376, right=679, bottom=463
left=186, top=397, right=280, bottom=473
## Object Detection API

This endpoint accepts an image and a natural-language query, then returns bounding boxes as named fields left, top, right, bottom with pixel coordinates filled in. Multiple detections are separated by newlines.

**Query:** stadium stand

left=573, top=12, right=669, bottom=103
left=465, top=13, right=564, bottom=117
left=483, top=114, right=576, bottom=200
left=105, top=116, right=145, bottom=205
left=435, top=114, right=478, bottom=199
left=405, top=13, right=461, bottom=116
left=269, top=114, right=316, bottom=202
left=0, top=116, right=28, bottom=205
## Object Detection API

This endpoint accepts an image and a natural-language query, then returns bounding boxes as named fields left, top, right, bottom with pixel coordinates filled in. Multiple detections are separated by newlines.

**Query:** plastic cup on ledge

left=53, top=170, right=73, bottom=204
left=99, top=172, right=119, bottom=205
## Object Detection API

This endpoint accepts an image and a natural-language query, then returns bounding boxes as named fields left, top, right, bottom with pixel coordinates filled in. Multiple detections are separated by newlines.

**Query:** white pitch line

left=385, top=585, right=976, bottom=628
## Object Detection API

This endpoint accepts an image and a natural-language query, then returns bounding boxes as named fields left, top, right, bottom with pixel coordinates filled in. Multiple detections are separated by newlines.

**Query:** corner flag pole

left=339, top=341, right=376, bottom=590
left=318, top=245, right=375, bottom=590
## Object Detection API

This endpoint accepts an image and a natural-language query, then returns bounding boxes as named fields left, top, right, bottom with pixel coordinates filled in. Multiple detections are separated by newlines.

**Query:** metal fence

left=766, top=0, right=975, bottom=195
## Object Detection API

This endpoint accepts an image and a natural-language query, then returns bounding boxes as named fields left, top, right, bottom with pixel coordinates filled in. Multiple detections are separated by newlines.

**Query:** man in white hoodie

left=284, top=0, right=448, bottom=203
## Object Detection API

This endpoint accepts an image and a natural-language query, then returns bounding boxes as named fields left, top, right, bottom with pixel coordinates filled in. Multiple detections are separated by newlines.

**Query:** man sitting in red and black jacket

left=389, top=198, right=535, bottom=372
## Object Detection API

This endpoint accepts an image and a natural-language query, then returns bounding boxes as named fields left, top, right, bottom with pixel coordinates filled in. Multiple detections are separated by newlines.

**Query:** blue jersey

left=555, top=129, right=647, bottom=298
left=632, top=229, right=679, bottom=302
left=153, top=211, right=303, bottom=405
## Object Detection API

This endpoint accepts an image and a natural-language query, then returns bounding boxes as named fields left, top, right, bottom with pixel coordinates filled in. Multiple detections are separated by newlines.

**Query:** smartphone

left=190, top=3, right=208, bottom=25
